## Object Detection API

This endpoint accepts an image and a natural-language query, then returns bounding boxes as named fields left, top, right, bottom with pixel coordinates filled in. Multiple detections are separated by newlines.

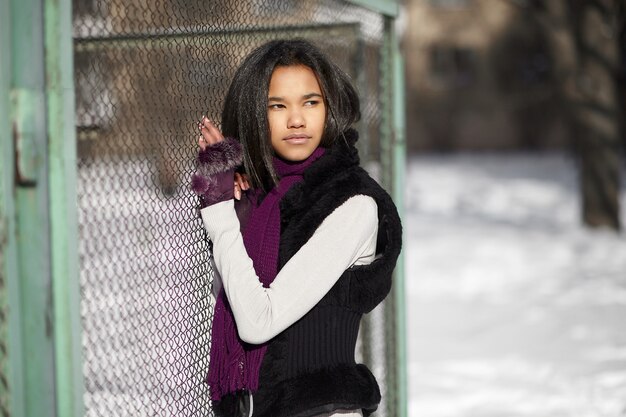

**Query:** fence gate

left=1, top=0, right=405, bottom=416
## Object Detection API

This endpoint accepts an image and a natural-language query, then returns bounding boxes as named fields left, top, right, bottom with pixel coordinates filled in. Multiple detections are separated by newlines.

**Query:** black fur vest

left=215, top=129, right=402, bottom=417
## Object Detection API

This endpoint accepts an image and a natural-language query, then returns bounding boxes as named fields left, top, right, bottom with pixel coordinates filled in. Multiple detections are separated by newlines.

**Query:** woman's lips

left=283, top=134, right=311, bottom=144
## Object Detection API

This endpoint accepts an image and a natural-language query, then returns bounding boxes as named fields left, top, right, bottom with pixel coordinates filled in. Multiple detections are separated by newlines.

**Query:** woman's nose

left=287, top=110, right=305, bottom=128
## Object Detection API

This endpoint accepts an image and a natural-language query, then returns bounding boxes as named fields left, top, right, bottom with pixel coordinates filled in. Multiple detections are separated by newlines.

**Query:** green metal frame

left=46, top=0, right=85, bottom=415
left=1, top=0, right=84, bottom=416
left=346, top=0, right=399, bottom=16
left=378, top=11, right=407, bottom=417
left=74, top=22, right=361, bottom=49
left=10, top=1, right=58, bottom=416
left=390, top=22, right=407, bottom=417
left=1, top=2, right=23, bottom=416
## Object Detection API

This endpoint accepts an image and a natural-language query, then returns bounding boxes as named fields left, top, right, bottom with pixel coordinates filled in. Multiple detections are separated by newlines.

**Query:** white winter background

left=406, top=153, right=626, bottom=417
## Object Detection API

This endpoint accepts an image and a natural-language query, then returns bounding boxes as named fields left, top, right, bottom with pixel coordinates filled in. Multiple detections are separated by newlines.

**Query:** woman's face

left=267, top=65, right=326, bottom=161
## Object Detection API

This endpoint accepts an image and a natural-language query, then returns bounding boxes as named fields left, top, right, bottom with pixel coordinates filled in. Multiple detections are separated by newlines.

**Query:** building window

left=429, top=45, right=477, bottom=88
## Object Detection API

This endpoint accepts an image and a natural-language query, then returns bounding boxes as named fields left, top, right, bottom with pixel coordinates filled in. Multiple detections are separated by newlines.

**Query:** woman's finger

left=197, top=116, right=216, bottom=146
left=234, top=173, right=243, bottom=191
left=234, top=173, right=247, bottom=194
left=202, top=118, right=225, bottom=143
left=198, top=135, right=208, bottom=151
left=197, top=118, right=214, bottom=148
left=200, top=125, right=219, bottom=146
left=234, top=183, right=241, bottom=200
left=200, top=125, right=220, bottom=146
left=241, top=174, right=250, bottom=190
left=235, top=172, right=250, bottom=190
left=198, top=116, right=224, bottom=146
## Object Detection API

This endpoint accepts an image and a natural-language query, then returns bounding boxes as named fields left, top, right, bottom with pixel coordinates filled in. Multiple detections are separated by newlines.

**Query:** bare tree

left=528, top=0, right=624, bottom=229
left=510, top=0, right=624, bottom=228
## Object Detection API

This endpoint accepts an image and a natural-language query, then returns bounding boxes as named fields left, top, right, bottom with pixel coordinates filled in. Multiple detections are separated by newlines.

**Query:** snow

left=406, top=152, right=626, bottom=417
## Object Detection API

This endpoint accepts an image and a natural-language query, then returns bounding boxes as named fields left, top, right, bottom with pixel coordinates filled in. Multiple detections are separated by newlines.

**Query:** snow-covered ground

left=406, top=153, right=626, bottom=417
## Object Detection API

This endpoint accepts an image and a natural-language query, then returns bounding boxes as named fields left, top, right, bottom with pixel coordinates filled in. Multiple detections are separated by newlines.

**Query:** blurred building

left=402, top=0, right=568, bottom=151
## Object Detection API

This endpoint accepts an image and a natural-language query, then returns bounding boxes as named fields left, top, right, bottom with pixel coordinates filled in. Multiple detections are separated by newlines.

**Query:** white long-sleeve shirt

left=200, top=194, right=378, bottom=344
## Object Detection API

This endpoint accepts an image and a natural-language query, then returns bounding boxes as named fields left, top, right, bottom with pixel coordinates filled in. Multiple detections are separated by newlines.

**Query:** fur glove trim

left=194, top=137, right=242, bottom=178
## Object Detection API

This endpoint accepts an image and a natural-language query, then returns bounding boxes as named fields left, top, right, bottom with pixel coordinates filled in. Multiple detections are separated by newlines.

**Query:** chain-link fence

left=73, top=1, right=397, bottom=416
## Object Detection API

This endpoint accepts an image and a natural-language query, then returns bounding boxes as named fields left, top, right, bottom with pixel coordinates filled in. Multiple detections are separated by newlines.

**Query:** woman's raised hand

left=198, top=115, right=224, bottom=150
left=196, top=115, right=250, bottom=199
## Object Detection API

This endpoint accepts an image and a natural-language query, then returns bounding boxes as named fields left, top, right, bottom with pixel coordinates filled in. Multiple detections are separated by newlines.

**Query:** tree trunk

left=574, top=0, right=621, bottom=229
left=543, top=0, right=622, bottom=229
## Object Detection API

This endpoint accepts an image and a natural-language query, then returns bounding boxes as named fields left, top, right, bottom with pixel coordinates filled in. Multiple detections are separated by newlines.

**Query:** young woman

left=191, top=39, right=402, bottom=417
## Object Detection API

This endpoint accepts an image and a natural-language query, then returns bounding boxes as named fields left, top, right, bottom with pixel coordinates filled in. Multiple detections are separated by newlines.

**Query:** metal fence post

left=45, top=0, right=85, bottom=415
left=2, top=1, right=83, bottom=416
left=7, top=0, right=58, bottom=416
left=391, top=22, right=407, bottom=417
left=382, top=18, right=406, bottom=417
left=346, top=0, right=398, bottom=16
left=1, top=2, right=24, bottom=416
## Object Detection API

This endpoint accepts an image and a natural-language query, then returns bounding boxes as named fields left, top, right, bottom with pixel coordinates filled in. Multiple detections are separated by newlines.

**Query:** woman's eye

left=268, top=104, right=284, bottom=110
left=304, top=100, right=319, bottom=107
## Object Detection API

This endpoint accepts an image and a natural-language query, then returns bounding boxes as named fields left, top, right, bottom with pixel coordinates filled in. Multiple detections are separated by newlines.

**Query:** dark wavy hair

left=221, top=39, right=361, bottom=192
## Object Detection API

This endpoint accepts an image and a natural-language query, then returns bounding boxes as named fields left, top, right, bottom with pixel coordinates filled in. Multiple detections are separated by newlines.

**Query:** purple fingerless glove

left=190, top=137, right=243, bottom=208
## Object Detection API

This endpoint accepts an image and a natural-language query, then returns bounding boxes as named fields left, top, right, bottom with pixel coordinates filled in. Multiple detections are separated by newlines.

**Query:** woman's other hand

left=234, top=172, right=250, bottom=200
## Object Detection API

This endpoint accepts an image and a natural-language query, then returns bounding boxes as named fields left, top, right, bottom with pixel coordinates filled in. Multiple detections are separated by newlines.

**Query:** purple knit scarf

left=207, top=147, right=326, bottom=401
